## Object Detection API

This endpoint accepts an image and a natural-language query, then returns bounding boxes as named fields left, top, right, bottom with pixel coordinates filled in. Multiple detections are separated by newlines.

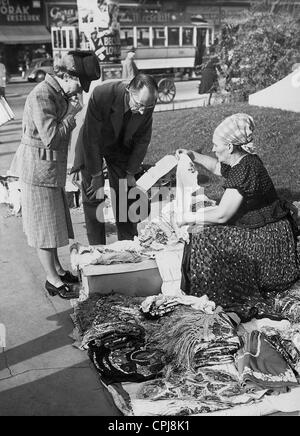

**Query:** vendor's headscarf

left=212, top=113, right=256, bottom=154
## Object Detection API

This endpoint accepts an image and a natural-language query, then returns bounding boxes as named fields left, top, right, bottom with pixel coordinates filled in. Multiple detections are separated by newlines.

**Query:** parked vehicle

left=24, top=58, right=54, bottom=83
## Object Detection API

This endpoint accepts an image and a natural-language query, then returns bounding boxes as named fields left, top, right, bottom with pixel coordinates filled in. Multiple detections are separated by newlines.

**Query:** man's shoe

left=45, top=281, right=79, bottom=300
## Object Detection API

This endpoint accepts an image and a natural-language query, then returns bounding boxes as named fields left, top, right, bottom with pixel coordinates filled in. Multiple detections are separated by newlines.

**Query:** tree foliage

left=215, top=11, right=300, bottom=97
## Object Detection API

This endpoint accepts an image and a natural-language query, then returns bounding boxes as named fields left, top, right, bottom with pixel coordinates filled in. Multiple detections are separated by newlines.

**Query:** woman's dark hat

left=64, top=50, right=101, bottom=92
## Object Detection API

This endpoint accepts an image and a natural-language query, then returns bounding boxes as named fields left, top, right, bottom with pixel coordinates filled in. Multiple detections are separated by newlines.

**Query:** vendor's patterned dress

left=181, top=154, right=300, bottom=321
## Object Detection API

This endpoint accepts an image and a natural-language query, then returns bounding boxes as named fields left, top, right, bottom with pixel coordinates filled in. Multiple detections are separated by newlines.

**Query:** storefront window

left=168, top=27, right=179, bottom=46
left=137, top=27, right=150, bottom=47
left=182, top=27, right=193, bottom=46
left=153, top=27, right=166, bottom=46
left=120, top=28, right=134, bottom=47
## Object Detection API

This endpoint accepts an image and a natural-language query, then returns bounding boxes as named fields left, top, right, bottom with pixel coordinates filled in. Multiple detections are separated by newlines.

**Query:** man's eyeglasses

left=127, top=89, right=156, bottom=110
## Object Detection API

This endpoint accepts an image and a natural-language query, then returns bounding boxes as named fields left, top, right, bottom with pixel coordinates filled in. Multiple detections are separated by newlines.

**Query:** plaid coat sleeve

left=28, top=86, right=76, bottom=150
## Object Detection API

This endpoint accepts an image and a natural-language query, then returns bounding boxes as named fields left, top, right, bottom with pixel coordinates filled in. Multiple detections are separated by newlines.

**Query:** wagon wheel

left=157, top=78, right=176, bottom=103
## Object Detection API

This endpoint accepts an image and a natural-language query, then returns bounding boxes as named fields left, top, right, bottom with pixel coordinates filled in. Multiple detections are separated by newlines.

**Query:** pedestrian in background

left=72, top=73, right=158, bottom=245
left=0, top=56, right=7, bottom=98
left=10, top=51, right=100, bottom=300
left=198, top=46, right=221, bottom=95
left=122, top=47, right=139, bottom=81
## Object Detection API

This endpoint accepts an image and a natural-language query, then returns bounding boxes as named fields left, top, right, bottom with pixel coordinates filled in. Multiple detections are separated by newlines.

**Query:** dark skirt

left=181, top=219, right=300, bottom=321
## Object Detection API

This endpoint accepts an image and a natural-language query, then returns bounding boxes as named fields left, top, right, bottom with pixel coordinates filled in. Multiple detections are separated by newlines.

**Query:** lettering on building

left=0, top=0, right=42, bottom=24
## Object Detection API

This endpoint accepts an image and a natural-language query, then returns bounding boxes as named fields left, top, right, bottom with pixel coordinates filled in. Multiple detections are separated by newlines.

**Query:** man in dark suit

left=73, top=73, right=158, bottom=245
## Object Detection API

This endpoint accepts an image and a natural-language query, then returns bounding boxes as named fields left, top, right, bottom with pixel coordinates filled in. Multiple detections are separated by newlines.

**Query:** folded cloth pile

left=148, top=307, right=240, bottom=372
left=236, top=327, right=299, bottom=392
left=89, top=337, right=165, bottom=385
left=273, top=283, right=300, bottom=323
left=70, top=241, right=142, bottom=268
left=138, top=222, right=170, bottom=248
left=140, top=294, right=181, bottom=319
left=193, top=337, right=241, bottom=367
left=136, top=364, right=266, bottom=414
left=140, top=294, right=216, bottom=319
left=257, top=322, right=300, bottom=377
left=74, top=293, right=165, bottom=384
left=88, top=326, right=164, bottom=385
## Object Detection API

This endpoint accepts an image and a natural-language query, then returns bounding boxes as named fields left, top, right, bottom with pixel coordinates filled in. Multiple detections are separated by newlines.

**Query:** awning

left=0, top=26, right=51, bottom=44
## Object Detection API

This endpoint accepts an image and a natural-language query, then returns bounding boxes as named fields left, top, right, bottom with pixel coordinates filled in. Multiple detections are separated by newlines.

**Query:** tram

left=51, top=10, right=215, bottom=103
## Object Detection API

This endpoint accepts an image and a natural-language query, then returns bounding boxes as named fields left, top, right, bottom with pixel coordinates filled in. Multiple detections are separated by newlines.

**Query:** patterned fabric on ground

left=235, top=329, right=299, bottom=392
left=148, top=307, right=240, bottom=372
left=89, top=340, right=164, bottom=385
left=74, top=293, right=173, bottom=384
left=77, top=293, right=146, bottom=349
left=274, top=282, right=300, bottom=323
left=181, top=219, right=300, bottom=322
left=256, top=321, right=300, bottom=377
left=20, top=182, right=73, bottom=248
left=136, top=365, right=266, bottom=415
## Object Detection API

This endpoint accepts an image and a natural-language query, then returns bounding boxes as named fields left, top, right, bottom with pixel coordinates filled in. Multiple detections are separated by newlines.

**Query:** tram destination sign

left=0, top=0, right=43, bottom=25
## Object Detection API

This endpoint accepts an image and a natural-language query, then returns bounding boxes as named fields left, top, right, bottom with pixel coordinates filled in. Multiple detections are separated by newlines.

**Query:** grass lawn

left=148, top=103, right=300, bottom=202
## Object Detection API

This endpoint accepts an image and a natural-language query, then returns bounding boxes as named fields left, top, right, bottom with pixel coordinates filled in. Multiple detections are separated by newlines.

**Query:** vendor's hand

left=175, top=148, right=190, bottom=160
left=86, top=173, right=104, bottom=199
left=126, top=173, right=136, bottom=188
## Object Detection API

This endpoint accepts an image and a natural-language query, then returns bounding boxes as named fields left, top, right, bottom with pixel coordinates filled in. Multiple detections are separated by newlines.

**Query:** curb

left=155, top=95, right=210, bottom=112
left=6, top=93, right=22, bottom=98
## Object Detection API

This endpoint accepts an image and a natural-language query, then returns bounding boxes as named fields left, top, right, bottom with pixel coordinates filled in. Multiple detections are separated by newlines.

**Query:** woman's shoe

left=45, top=281, right=79, bottom=300
left=59, top=270, right=79, bottom=284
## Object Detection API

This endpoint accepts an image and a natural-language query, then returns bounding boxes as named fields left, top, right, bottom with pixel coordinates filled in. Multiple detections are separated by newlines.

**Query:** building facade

left=0, top=0, right=52, bottom=73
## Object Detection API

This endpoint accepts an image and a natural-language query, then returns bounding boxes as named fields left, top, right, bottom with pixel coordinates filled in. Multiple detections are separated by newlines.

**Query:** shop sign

left=0, top=0, right=43, bottom=25
left=46, top=3, right=78, bottom=27
left=77, top=0, right=121, bottom=63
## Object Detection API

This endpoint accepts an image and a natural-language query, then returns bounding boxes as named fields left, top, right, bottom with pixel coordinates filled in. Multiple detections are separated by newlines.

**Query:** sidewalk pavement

left=0, top=204, right=121, bottom=416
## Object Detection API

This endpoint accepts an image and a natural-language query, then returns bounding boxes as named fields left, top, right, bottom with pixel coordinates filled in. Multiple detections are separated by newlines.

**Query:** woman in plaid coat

left=11, top=51, right=100, bottom=299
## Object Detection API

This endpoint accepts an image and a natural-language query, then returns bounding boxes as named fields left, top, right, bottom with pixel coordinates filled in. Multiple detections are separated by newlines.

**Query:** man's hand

left=66, top=96, right=83, bottom=118
left=86, top=173, right=104, bottom=199
left=126, top=173, right=136, bottom=187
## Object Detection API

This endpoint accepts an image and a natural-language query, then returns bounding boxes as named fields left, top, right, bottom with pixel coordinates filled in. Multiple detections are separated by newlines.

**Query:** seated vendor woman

left=176, top=113, right=300, bottom=321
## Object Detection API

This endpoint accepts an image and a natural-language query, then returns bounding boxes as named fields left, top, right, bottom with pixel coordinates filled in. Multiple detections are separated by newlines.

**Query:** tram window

left=182, top=27, right=193, bottom=45
left=120, top=27, right=134, bottom=47
left=53, top=31, right=58, bottom=49
left=57, top=30, right=62, bottom=48
left=69, top=30, right=74, bottom=49
left=137, top=27, right=150, bottom=47
left=168, top=27, right=179, bottom=46
left=153, top=28, right=166, bottom=46
left=62, top=30, right=67, bottom=48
